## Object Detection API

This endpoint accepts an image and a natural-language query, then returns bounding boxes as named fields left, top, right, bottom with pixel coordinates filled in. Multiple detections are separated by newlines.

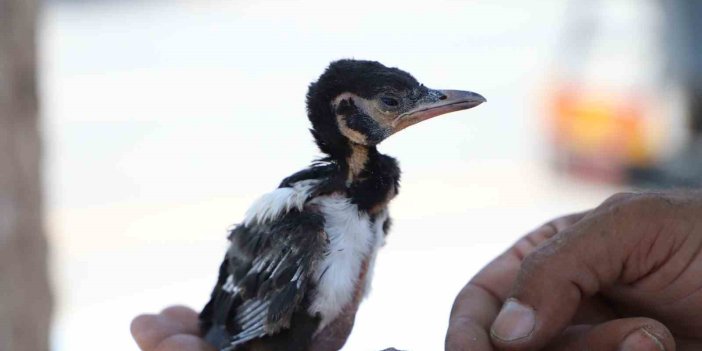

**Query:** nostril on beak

left=439, top=94, right=447, bottom=100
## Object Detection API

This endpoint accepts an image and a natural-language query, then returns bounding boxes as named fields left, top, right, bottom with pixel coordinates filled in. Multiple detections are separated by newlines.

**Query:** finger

left=160, top=305, right=201, bottom=335
left=445, top=283, right=499, bottom=351
left=475, top=211, right=589, bottom=304
left=489, top=194, right=682, bottom=350
left=154, top=334, right=217, bottom=351
left=570, top=295, right=618, bottom=325
left=515, top=211, right=589, bottom=259
left=445, top=212, right=588, bottom=351
left=131, top=313, right=199, bottom=351
left=500, top=211, right=589, bottom=291
left=543, top=317, right=674, bottom=351
left=676, top=338, right=702, bottom=351
left=446, top=235, right=539, bottom=351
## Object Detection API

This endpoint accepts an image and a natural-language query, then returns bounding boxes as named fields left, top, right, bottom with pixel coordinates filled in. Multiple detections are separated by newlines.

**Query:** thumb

left=489, top=193, right=672, bottom=350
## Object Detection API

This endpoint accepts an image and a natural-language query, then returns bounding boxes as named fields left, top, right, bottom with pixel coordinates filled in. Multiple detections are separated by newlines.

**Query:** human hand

left=131, top=304, right=358, bottom=351
left=131, top=306, right=215, bottom=351
left=446, top=191, right=702, bottom=350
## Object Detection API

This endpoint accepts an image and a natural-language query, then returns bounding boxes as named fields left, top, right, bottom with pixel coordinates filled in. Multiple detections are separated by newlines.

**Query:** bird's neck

left=336, top=141, right=400, bottom=213
left=345, top=142, right=373, bottom=184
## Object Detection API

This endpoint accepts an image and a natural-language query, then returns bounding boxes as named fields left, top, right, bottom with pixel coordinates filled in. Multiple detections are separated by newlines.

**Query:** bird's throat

left=340, top=141, right=400, bottom=213
left=345, top=142, right=370, bottom=185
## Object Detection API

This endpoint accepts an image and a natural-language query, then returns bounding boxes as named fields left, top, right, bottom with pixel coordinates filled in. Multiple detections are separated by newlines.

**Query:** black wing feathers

left=200, top=209, right=328, bottom=350
left=279, top=162, right=346, bottom=197
left=278, top=163, right=336, bottom=188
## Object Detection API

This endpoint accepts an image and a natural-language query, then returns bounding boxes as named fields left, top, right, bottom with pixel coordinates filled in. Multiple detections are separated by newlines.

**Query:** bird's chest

left=306, top=194, right=388, bottom=330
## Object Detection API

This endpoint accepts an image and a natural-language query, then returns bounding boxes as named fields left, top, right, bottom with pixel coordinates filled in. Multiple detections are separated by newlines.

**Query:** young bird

left=199, top=59, right=485, bottom=351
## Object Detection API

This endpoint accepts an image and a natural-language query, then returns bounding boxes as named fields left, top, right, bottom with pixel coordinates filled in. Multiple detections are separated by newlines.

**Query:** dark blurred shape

left=627, top=141, right=702, bottom=188
left=629, top=0, right=702, bottom=188
left=692, top=89, right=702, bottom=135
left=0, top=0, right=53, bottom=350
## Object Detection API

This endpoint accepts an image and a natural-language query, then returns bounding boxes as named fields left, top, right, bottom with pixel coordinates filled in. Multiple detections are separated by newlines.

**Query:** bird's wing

left=200, top=209, right=328, bottom=350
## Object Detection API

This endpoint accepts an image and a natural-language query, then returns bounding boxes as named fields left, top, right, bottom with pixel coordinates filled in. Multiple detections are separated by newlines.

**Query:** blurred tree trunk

left=0, top=0, right=52, bottom=350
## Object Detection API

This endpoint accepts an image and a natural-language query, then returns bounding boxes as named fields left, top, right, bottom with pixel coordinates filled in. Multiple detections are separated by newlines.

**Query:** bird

left=199, top=59, right=486, bottom=351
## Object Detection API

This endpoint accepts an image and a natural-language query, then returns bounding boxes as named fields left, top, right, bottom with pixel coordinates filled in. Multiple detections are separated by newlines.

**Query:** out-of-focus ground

left=42, top=1, right=623, bottom=350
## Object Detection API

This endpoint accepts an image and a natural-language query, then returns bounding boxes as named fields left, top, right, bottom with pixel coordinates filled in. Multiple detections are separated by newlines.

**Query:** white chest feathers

left=242, top=183, right=388, bottom=331
left=307, top=194, right=386, bottom=331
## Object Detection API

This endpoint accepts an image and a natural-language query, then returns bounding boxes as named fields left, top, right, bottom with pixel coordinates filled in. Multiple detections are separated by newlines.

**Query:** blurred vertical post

left=0, top=0, right=53, bottom=350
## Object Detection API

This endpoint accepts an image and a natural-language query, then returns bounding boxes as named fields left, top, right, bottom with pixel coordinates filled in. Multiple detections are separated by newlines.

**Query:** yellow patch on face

left=333, top=92, right=398, bottom=145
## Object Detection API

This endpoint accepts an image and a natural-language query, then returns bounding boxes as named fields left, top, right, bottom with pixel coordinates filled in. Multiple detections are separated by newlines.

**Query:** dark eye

left=380, top=97, right=399, bottom=107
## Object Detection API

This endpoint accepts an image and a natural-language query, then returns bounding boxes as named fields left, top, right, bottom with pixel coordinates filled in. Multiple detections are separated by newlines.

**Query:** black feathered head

left=306, top=59, right=485, bottom=159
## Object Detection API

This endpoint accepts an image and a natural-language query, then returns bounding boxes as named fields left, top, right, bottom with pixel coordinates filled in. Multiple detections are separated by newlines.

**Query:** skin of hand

left=131, top=306, right=216, bottom=351
left=446, top=190, right=702, bottom=351
left=131, top=304, right=358, bottom=351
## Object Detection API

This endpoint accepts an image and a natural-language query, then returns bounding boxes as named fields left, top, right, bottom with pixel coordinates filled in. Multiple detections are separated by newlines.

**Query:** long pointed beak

left=392, top=89, right=486, bottom=133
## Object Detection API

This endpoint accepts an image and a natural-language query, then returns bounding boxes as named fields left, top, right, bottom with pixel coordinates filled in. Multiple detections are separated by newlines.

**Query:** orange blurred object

left=548, top=84, right=661, bottom=183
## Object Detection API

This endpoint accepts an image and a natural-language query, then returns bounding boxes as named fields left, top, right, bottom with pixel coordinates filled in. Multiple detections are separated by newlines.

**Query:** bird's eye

left=380, top=97, right=399, bottom=107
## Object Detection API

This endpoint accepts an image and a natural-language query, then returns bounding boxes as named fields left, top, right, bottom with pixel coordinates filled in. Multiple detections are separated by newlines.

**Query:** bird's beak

left=392, top=89, right=486, bottom=133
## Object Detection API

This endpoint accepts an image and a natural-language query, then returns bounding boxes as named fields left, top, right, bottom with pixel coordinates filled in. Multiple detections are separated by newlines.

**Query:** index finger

left=445, top=212, right=587, bottom=351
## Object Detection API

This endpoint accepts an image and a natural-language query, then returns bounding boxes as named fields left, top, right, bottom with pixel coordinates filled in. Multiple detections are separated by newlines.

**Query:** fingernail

left=620, top=328, right=665, bottom=351
left=490, top=298, right=535, bottom=342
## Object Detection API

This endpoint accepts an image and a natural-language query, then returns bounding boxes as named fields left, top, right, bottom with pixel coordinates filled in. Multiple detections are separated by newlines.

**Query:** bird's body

left=201, top=152, right=398, bottom=351
left=199, top=60, right=485, bottom=351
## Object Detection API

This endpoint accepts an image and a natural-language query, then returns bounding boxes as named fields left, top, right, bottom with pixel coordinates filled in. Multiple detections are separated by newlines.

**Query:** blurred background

left=1, top=0, right=700, bottom=350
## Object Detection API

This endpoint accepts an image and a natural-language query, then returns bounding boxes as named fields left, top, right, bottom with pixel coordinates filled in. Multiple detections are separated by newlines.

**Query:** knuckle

left=633, top=192, right=673, bottom=207
left=601, top=191, right=676, bottom=215
left=597, top=192, right=664, bottom=220
left=603, top=192, right=639, bottom=206
left=520, top=245, right=553, bottom=274
left=517, top=235, right=584, bottom=287
left=600, top=192, right=644, bottom=212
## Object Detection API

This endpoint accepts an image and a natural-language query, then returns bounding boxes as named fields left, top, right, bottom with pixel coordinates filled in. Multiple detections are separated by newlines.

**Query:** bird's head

left=306, top=59, right=485, bottom=159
